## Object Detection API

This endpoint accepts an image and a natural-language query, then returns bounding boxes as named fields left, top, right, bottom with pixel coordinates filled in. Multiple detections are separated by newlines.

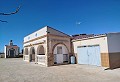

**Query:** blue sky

left=0, top=0, right=120, bottom=52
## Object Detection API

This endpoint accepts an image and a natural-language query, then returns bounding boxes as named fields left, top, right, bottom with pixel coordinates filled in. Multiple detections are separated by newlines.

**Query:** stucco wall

left=24, top=37, right=47, bottom=47
left=107, top=33, right=120, bottom=68
left=107, top=33, right=120, bottom=53
left=72, top=36, right=108, bottom=53
left=24, top=26, right=47, bottom=42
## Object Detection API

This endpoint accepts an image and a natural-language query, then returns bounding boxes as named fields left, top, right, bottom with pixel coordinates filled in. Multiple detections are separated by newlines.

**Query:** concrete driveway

left=0, top=58, right=120, bottom=82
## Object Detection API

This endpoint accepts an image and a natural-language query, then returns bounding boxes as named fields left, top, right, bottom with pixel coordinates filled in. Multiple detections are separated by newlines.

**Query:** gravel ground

left=0, top=58, right=120, bottom=82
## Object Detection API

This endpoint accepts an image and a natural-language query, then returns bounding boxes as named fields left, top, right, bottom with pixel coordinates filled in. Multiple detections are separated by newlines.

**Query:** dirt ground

left=0, top=58, right=120, bottom=82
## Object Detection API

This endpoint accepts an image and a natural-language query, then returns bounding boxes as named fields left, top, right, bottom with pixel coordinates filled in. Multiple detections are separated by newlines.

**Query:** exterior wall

left=101, top=53, right=109, bottom=67
left=72, top=36, right=110, bottom=67
left=24, top=37, right=47, bottom=47
left=107, top=33, right=120, bottom=68
left=24, top=26, right=47, bottom=42
left=23, top=37, right=47, bottom=66
left=109, top=53, right=120, bottom=69
left=107, top=33, right=120, bottom=53
left=23, top=26, right=48, bottom=66
left=4, top=46, right=6, bottom=58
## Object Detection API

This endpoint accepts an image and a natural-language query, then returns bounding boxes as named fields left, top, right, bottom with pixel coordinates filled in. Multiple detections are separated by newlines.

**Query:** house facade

left=23, top=26, right=71, bottom=66
left=23, top=26, right=120, bottom=68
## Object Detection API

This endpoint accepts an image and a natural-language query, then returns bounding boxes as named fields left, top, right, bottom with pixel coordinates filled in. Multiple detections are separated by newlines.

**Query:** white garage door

left=77, top=45, right=101, bottom=66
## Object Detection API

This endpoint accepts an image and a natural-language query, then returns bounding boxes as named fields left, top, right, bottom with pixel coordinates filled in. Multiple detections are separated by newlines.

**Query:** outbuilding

left=72, top=33, right=120, bottom=69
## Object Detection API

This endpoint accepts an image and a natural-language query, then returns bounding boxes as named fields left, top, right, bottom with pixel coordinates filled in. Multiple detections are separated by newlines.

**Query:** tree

left=0, top=5, right=21, bottom=23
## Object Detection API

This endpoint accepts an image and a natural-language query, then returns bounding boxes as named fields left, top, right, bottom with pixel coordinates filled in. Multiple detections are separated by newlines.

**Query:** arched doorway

left=30, top=47, right=35, bottom=62
left=8, top=48, right=16, bottom=58
left=53, top=43, right=69, bottom=64
left=37, top=45, right=45, bottom=64
left=37, top=45, right=45, bottom=55
left=24, top=48, right=28, bottom=55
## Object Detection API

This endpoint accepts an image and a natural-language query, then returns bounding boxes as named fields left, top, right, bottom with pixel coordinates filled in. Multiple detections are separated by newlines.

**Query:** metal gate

left=77, top=45, right=101, bottom=66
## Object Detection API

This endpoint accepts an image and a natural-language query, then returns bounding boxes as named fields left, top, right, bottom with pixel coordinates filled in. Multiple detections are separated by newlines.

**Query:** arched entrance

left=53, top=43, right=69, bottom=64
left=30, top=47, right=35, bottom=62
left=24, top=48, right=29, bottom=61
left=37, top=45, right=45, bottom=55
left=37, top=45, right=45, bottom=64
left=24, top=48, right=28, bottom=55
left=8, top=48, right=15, bottom=58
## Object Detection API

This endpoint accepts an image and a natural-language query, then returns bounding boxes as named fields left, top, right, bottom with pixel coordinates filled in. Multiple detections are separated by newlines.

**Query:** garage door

left=77, top=45, right=101, bottom=66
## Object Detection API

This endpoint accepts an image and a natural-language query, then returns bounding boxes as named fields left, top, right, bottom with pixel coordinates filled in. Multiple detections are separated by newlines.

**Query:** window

left=57, top=46, right=62, bottom=54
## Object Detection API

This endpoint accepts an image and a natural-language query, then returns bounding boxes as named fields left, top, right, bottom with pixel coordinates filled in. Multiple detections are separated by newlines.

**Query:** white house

left=23, top=26, right=71, bottom=66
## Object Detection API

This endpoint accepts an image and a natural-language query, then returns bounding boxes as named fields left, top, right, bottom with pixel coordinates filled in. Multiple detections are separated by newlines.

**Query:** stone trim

left=52, top=42, right=70, bottom=54
left=24, top=42, right=45, bottom=47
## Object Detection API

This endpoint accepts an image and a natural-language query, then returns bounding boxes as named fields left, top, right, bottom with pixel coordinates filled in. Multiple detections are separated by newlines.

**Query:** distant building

left=4, top=40, right=19, bottom=58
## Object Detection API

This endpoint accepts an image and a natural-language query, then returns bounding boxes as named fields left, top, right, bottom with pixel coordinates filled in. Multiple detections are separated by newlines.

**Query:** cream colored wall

left=24, top=38, right=47, bottom=56
left=24, top=37, right=47, bottom=47
left=72, top=36, right=108, bottom=53
left=23, top=42, right=47, bottom=65
left=26, top=44, right=46, bottom=54
left=24, top=26, right=47, bottom=42
left=107, top=33, right=120, bottom=53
